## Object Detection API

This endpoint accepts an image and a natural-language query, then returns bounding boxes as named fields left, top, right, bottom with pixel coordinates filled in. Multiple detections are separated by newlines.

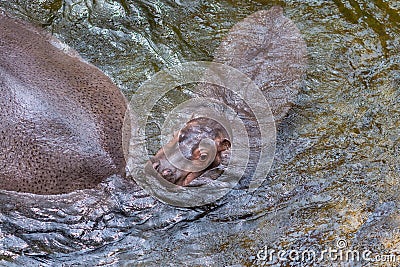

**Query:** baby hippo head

left=150, top=117, right=231, bottom=186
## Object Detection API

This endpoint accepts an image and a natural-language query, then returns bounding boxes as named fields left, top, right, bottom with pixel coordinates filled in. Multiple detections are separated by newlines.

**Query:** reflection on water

left=0, top=0, right=399, bottom=266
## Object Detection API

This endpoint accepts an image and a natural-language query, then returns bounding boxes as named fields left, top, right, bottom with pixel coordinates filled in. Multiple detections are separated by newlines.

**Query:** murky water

left=0, top=0, right=399, bottom=266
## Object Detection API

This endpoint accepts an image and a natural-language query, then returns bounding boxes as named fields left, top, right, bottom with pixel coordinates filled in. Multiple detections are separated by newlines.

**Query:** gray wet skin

left=0, top=12, right=127, bottom=194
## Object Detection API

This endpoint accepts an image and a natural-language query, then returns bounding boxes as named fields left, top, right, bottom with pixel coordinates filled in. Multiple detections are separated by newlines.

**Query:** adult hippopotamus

left=0, top=12, right=127, bottom=194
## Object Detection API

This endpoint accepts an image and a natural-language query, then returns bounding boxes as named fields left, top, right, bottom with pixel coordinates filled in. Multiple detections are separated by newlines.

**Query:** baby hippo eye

left=199, top=153, right=208, bottom=161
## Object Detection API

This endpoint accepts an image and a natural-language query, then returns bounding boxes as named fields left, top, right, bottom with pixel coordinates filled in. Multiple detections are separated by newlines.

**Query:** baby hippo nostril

left=161, top=169, right=173, bottom=177
left=152, top=161, right=160, bottom=171
left=150, top=157, right=160, bottom=171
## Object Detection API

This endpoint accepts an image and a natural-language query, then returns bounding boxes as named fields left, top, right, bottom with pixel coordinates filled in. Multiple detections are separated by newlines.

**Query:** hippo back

left=0, top=12, right=127, bottom=194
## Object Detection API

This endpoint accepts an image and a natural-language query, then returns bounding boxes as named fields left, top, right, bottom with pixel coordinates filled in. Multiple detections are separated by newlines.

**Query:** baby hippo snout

left=151, top=157, right=179, bottom=183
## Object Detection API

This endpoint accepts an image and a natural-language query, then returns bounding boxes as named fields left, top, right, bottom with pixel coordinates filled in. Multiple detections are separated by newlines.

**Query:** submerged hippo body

left=0, top=12, right=127, bottom=194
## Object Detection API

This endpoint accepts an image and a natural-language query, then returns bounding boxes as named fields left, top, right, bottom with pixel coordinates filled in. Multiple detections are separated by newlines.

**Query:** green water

left=0, top=0, right=399, bottom=266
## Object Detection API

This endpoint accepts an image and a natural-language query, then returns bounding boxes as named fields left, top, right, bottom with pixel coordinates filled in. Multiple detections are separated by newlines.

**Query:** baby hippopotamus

left=150, top=7, right=307, bottom=186
left=151, top=117, right=231, bottom=186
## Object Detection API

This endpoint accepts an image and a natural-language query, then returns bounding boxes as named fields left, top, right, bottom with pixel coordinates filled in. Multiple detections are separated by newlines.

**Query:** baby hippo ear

left=218, top=138, right=231, bottom=151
